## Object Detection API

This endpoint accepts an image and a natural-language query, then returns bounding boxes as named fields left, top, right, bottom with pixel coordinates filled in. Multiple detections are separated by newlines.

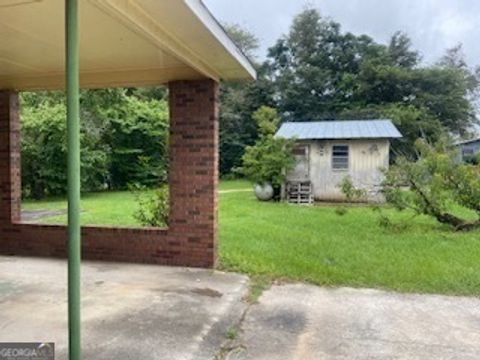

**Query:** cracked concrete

left=0, top=256, right=248, bottom=360
left=2, top=256, right=480, bottom=359
left=229, top=284, right=480, bottom=360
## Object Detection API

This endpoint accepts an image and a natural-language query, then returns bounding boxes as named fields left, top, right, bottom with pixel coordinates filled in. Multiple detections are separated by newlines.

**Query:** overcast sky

left=204, top=0, right=480, bottom=68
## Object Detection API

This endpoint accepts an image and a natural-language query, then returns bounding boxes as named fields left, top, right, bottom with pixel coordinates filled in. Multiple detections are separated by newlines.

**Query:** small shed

left=276, top=120, right=402, bottom=202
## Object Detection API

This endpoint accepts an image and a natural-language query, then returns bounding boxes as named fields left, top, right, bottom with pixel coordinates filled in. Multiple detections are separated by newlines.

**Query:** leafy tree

left=267, top=8, right=389, bottom=121
left=241, top=136, right=295, bottom=188
left=21, top=100, right=108, bottom=198
left=240, top=107, right=295, bottom=187
left=219, top=25, right=275, bottom=175
left=388, top=31, right=420, bottom=68
left=412, top=66, right=478, bottom=135
left=266, top=8, right=479, bottom=149
left=382, top=139, right=480, bottom=231
left=439, top=43, right=467, bottom=69
left=97, top=92, right=169, bottom=189
left=381, top=104, right=445, bottom=158
left=20, top=89, right=169, bottom=197
left=222, top=23, right=259, bottom=61
left=253, top=105, right=280, bottom=137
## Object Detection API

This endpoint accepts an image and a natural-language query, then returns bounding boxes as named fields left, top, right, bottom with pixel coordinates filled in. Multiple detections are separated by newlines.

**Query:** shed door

left=288, top=145, right=310, bottom=181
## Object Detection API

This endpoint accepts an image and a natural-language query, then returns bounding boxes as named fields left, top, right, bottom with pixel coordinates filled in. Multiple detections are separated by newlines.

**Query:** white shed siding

left=287, top=139, right=390, bottom=202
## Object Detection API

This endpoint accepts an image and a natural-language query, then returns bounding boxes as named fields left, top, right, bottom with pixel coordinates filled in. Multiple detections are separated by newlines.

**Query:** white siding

left=286, top=139, right=390, bottom=202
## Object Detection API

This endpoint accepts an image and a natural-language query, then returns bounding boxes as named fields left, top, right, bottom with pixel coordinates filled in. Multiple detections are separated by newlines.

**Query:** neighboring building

left=276, top=120, right=402, bottom=202
left=456, top=138, right=480, bottom=163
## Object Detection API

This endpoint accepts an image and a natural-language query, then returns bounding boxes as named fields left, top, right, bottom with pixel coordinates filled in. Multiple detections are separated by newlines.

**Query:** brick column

left=168, top=79, right=219, bottom=267
left=0, top=90, right=21, bottom=226
left=0, top=82, right=218, bottom=268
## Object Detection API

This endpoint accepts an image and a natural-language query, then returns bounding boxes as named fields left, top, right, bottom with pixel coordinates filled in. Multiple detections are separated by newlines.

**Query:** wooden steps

left=286, top=181, right=313, bottom=204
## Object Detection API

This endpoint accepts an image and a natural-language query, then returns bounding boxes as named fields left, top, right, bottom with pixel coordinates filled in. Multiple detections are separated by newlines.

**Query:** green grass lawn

left=23, top=180, right=480, bottom=295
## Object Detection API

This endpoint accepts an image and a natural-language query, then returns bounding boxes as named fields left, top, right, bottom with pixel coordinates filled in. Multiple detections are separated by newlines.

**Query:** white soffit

left=0, top=0, right=256, bottom=90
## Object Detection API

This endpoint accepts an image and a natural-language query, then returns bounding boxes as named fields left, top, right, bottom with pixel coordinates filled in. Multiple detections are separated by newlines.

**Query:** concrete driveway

left=0, top=256, right=248, bottom=360
left=1, top=256, right=480, bottom=360
left=229, top=285, right=480, bottom=360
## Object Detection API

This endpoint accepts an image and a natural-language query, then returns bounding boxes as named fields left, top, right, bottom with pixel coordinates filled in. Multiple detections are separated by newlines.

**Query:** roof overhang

left=0, top=0, right=256, bottom=91
left=455, top=138, right=480, bottom=146
left=276, top=120, right=403, bottom=140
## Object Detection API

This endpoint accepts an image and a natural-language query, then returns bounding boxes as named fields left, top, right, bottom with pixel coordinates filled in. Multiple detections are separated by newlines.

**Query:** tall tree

left=21, top=89, right=169, bottom=197
left=267, top=8, right=389, bottom=121
left=222, top=23, right=260, bottom=62
left=219, top=24, right=275, bottom=175
left=388, top=31, right=420, bottom=68
left=266, top=8, right=479, bottom=156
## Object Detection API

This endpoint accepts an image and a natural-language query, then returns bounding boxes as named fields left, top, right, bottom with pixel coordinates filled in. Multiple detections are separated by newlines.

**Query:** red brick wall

left=0, top=91, right=21, bottom=225
left=0, top=79, right=219, bottom=268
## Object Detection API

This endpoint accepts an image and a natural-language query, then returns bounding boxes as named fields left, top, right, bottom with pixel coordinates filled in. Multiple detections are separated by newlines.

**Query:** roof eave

left=185, top=0, right=257, bottom=80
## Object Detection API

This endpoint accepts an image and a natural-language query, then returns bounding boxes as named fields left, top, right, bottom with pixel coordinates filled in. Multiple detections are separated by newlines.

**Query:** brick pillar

left=168, top=79, right=219, bottom=267
left=0, top=90, right=21, bottom=226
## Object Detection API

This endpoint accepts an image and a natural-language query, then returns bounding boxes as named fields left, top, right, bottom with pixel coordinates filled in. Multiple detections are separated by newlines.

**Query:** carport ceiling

left=0, top=0, right=256, bottom=90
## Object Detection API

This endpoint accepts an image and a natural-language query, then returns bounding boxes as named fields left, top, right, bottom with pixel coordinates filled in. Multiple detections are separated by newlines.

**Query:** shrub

left=21, top=101, right=108, bottom=198
left=239, top=106, right=295, bottom=188
left=20, top=90, right=169, bottom=198
left=339, top=176, right=367, bottom=202
left=132, top=185, right=169, bottom=227
left=240, top=135, right=295, bottom=187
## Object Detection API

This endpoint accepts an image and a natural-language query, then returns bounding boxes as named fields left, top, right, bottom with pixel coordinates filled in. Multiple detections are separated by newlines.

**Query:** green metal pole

left=66, top=0, right=81, bottom=359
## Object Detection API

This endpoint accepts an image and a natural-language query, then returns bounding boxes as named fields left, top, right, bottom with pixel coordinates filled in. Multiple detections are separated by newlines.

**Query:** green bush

left=240, top=135, right=295, bottom=187
left=100, top=94, right=169, bottom=189
left=339, top=176, right=367, bottom=202
left=132, top=185, right=170, bottom=227
left=20, top=89, right=169, bottom=198
left=239, top=106, right=295, bottom=187
left=21, top=102, right=108, bottom=198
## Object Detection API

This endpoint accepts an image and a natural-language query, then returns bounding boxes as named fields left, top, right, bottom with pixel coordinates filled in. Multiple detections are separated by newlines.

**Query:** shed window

left=293, top=145, right=308, bottom=156
left=462, top=147, right=475, bottom=157
left=332, top=145, right=349, bottom=170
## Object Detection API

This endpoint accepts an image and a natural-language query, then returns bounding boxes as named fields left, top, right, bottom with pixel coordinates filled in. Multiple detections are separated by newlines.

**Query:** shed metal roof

left=456, top=137, right=480, bottom=146
left=276, top=120, right=402, bottom=140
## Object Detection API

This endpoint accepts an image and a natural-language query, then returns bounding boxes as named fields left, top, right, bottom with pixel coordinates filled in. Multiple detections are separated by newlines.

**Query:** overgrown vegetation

left=21, top=89, right=168, bottom=198
left=339, top=176, right=367, bottom=202
left=382, top=139, right=480, bottom=230
left=239, top=106, right=295, bottom=188
left=131, top=185, right=169, bottom=227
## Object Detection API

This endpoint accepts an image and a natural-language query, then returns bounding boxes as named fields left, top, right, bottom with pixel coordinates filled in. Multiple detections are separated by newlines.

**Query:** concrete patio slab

left=0, top=256, right=249, bottom=360
left=229, top=284, right=480, bottom=360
